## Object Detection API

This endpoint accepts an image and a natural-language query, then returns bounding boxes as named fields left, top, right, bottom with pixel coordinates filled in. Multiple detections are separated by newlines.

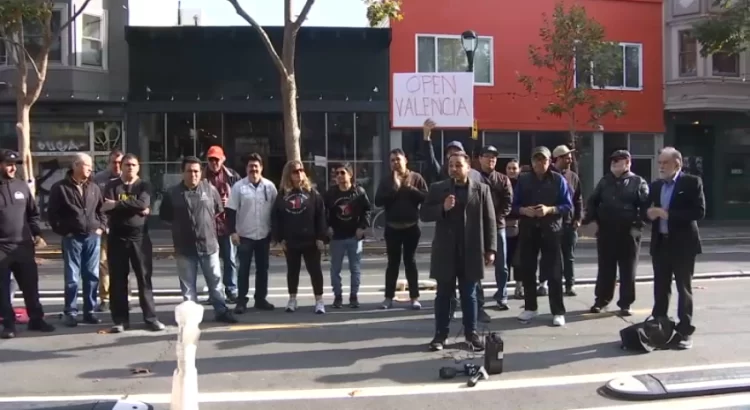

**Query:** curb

left=32, top=236, right=750, bottom=259
left=28, top=270, right=748, bottom=299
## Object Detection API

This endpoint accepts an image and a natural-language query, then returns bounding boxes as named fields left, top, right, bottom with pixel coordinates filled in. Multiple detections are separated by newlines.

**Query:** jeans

left=492, top=228, right=508, bottom=304
left=175, top=252, right=228, bottom=315
left=435, top=276, right=478, bottom=338
left=218, top=235, right=238, bottom=297
left=62, top=234, right=101, bottom=317
left=236, top=236, right=271, bottom=304
left=329, top=237, right=363, bottom=299
left=561, top=225, right=578, bottom=288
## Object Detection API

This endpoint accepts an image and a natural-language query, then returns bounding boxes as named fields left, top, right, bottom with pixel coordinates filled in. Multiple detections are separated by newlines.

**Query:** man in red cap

left=204, top=146, right=241, bottom=303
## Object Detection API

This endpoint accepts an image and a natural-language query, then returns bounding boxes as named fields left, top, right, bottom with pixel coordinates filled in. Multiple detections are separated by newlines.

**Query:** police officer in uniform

left=583, top=150, right=649, bottom=315
left=0, top=150, right=55, bottom=338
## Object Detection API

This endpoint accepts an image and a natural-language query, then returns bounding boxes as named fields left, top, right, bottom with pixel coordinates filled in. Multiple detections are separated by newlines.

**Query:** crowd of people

left=0, top=122, right=705, bottom=352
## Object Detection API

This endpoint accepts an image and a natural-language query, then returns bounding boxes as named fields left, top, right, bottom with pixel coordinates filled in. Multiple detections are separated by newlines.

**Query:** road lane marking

left=567, top=392, right=750, bottom=410
left=227, top=323, right=318, bottom=331
left=2, top=362, right=750, bottom=404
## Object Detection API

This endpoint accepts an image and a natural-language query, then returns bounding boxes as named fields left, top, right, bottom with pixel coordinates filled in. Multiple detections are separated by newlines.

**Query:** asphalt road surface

left=30, top=244, right=750, bottom=298
left=3, top=276, right=750, bottom=410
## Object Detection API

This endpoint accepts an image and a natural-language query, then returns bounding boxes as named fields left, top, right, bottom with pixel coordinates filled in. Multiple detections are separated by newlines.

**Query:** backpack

left=620, top=316, right=677, bottom=353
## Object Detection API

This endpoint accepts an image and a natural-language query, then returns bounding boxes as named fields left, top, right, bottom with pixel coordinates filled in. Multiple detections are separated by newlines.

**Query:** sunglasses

left=336, top=170, right=348, bottom=176
left=292, top=168, right=305, bottom=174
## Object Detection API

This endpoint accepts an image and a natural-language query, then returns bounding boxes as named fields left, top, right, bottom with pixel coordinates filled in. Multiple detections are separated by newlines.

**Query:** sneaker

left=285, top=298, right=298, bottom=313
left=95, top=301, right=110, bottom=313
left=496, top=302, right=510, bottom=311
left=552, top=315, right=566, bottom=326
left=62, top=315, right=78, bottom=327
left=590, top=304, right=606, bottom=314
left=677, top=335, right=693, bottom=350
left=254, top=300, right=275, bottom=311
left=314, top=300, right=326, bottom=314
left=82, top=314, right=102, bottom=325
left=465, top=332, right=485, bottom=352
left=110, top=323, right=128, bottom=333
left=411, top=299, right=422, bottom=310
left=216, top=310, right=238, bottom=324
left=429, top=334, right=448, bottom=351
left=517, top=310, right=538, bottom=323
left=478, top=308, right=492, bottom=323
left=379, top=298, right=393, bottom=310
left=536, top=284, right=548, bottom=296
left=226, top=293, right=238, bottom=304
left=514, top=286, right=524, bottom=300
left=0, top=326, right=16, bottom=339
left=332, top=297, right=343, bottom=309
left=349, top=296, right=360, bottom=309
left=618, top=308, right=632, bottom=317
left=565, top=286, right=577, bottom=297
left=27, top=318, right=55, bottom=333
left=145, top=320, right=166, bottom=331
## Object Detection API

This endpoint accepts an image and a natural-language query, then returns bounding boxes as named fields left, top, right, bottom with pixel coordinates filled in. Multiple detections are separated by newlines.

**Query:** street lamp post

left=461, top=30, right=479, bottom=156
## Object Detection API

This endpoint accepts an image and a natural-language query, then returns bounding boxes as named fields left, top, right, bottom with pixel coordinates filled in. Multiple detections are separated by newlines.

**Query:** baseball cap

left=0, top=149, right=22, bottom=164
left=610, top=150, right=631, bottom=161
left=552, top=145, right=574, bottom=158
left=531, top=146, right=551, bottom=159
left=445, top=141, right=464, bottom=152
left=206, top=146, right=225, bottom=159
left=481, top=145, right=499, bottom=157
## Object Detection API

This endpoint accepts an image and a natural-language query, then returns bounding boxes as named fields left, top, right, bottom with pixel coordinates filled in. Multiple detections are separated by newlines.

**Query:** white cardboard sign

left=392, top=72, right=474, bottom=128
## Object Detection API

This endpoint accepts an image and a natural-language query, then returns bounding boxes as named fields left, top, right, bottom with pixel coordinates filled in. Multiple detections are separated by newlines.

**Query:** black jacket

left=272, top=187, right=327, bottom=248
left=511, top=169, right=574, bottom=233
left=0, top=177, right=42, bottom=247
left=159, top=180, right=223, bottom=256
left=374, top=171, right=428, bottom=225
left=583, top=171, right=649, bottom=230
left=647, top=173, right=705, bottom=256
left=478, top=169, right=513, bottom=228
left=324, top=184, right=372, bottom=240
left=48, top=170, right=106, bottom=237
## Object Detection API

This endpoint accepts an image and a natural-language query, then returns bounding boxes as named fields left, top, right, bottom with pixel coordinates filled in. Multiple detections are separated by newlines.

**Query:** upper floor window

left=678, top=30, right=697, bottom=77
left=712, top=49, right=740, bottom=77
left=416, top=34, right=493, bottom=85
left=576, top=42, right=643, bottom=90
left=22, top=10, right=64, bottom=63
left=81, top=14, right=104, bottom=67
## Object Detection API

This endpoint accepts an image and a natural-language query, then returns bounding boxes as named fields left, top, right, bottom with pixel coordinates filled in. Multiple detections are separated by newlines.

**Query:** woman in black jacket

left=272, top=160, right=327, bottom=314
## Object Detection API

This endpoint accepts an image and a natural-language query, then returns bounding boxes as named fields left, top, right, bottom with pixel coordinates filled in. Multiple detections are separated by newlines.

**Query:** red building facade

left=389, top=0, right=665, bottom=192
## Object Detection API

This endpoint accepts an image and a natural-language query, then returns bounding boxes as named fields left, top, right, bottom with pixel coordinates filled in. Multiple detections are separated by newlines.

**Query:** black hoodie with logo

left=0, top=176, right=42, bottom=247
left=324, top=184, right=372, bottom=240
left=271, top=187, right=327, bottom=248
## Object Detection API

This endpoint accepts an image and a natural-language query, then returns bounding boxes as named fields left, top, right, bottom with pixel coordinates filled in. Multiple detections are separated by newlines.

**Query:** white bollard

left=170, top=301, right=205, bottom=410
left=112, top=399, right=150, bottom=410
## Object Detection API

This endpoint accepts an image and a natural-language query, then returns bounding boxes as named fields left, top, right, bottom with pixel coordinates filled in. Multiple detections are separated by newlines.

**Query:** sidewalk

left=33, top=221, right=750, bottom=258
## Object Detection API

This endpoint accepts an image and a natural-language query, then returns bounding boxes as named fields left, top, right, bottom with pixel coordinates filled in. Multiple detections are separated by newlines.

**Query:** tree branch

left=226, top=0, right=288, bottom=77
left=57, top=0, right=93, bottom=36
left=293, top=0, right=315, bottom=31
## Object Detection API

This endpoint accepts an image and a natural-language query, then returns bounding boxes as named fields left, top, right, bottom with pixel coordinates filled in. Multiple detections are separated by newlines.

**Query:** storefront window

left=355, top=113, right=378, bottom=160
left=300, top=113, right=326, bottom=160
left=0, top=122, right=16, bottom=150
left=138, top=113, right=166, bottom=164
left=724, top=154, right=750, bottom=204
left=327, top=113, right=354, bottom=161
left=93, top=121, right=123, bottom=152
left=165, top=113, right=195, bottom=161
left=31, top=122, right=90, bottom=154
left=483, top=131, right=519, bottom=173
left=195, top=112, right=222, bottom=159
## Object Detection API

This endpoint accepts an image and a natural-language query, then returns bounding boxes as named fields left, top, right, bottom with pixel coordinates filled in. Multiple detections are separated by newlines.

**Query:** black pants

left=0, top=244, right=43, bottom=328
left=594, top=227, right=640, bottom=309
left=237, top=237, right=271, bottom=304
left=107, top=235, right=157, bottom=325
left=286, top=244, right=324, bottom=296
left=519, top=228, right=565, bottom=315
left=384, top=224, right=421, bottom=299
left=506, top=235, right=520, bottom=282
left=652, top=235, right=696, bottom=336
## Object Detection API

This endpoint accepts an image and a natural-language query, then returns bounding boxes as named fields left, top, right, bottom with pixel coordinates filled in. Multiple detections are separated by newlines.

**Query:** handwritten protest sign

left=392, top=72, right=474, bottom=128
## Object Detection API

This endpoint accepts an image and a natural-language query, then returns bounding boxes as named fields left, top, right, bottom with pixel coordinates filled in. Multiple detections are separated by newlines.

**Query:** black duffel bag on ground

left=620, top=316, right=677, bottom=353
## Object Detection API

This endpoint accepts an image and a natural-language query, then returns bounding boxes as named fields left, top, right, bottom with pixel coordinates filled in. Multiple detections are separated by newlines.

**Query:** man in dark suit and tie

left=646, top=147, right=705, bottom=350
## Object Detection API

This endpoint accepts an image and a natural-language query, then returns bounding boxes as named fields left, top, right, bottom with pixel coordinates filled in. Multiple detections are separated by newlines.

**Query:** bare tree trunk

left=281, top=76, right=302, bottom=162
left=15, top=102, right=33, bottom=193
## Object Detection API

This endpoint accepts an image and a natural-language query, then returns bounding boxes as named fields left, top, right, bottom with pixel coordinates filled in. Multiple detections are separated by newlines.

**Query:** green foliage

left=517, top=1, right=626, bottom=133
left=364, top=0, right=403, bottom=27
left=0, top=0, right=52, bottom=37
left=693, top=0, right=750, bottom=56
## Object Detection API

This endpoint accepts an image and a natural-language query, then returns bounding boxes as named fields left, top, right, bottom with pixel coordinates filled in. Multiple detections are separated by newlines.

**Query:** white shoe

left=411, top=300, right=422, bottom=310
left=552, top=315, right=566, bottom=327
left=285, top=298, right=297, bottom=313
left=314, top=300, right=326, bottom=314
left=517, top=310, right=538, bottom=322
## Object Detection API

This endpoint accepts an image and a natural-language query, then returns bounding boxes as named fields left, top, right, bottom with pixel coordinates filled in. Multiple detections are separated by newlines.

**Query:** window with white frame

left=712, top=49, right=740, bottom=77
left=678, top=30, right=698, bottom=77
left=416, top=34, right=493, bottom=85
left=80, top=13, right=104, bottom=68
left=22, top=10, right=64, bottom=63
left=576, top=42, right=643, bottom=90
